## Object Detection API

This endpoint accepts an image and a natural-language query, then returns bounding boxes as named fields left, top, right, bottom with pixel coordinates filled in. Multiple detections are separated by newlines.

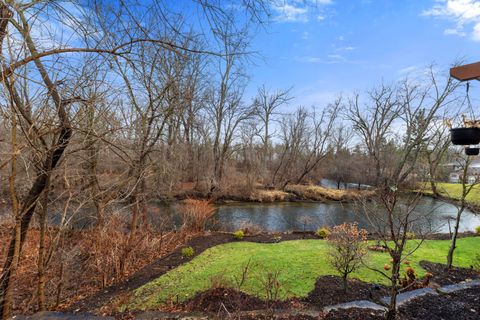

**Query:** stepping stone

left=380, top=288, right=437, bottom=306
left=324, top=300, right=387, bottom=313
left=438, top=279, right=480, bottom=294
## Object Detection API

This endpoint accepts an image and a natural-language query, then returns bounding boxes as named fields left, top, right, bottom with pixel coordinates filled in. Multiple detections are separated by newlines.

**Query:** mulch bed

left=420, top=261, right=480, bottom=285
left=302, top=275, right=388, bottom=308
left=182, top=287, right=298, bottom=313
left=398, top=287, right=480, bottom=320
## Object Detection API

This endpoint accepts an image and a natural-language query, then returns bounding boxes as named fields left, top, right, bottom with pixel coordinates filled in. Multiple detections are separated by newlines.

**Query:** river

left=214, top=197, right=480, bottom=233
left=29, top=196, right=480, bottom=234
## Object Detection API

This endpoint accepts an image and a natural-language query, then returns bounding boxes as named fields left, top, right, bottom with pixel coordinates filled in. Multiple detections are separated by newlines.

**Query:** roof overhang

left=450, top=62, right=480, bottom=82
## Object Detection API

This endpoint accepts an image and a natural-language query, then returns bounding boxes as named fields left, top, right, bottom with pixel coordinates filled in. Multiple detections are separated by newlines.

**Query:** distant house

left=445, top=159, right=480, bottom=184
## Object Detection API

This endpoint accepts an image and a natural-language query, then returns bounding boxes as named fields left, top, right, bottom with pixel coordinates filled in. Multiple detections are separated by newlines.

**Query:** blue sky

left=244, top=0, right=480, bottom=109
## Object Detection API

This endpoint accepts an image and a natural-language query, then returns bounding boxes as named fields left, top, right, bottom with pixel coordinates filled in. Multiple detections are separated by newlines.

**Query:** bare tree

left=446, top=154, right=479, bottom=269
left=272, top=99, right=340, bottom=188
left=253, top=85, right=292, bottom=180
left=207, top=25, right=255, bottom=193
left=346, top=84, right=401, bottom=187
left=424, top=119, right=451, bottom=196
left=357, top=70, right=459, bottom=320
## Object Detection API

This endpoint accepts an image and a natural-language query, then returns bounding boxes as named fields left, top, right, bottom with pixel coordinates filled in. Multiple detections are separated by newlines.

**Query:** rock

left=324, top=300, right=387, bottom=313
left=380, top=288, right=437, bottom=306
left=437, top=279, right=480, bottom=294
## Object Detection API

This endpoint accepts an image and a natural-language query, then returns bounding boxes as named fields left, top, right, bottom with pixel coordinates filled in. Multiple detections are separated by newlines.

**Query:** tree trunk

left=0, top=128, right=71, bottom=319
left=342, top=274, right=348, bottom=293
left=447, top=207, right=464, bottom=269
left=386, top=257, right=400, bottom=320
left=37, top=179, right=50, bottom=311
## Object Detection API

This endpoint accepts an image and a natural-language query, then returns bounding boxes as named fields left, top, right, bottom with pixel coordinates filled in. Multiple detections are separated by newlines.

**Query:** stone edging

left=326, top=278, right=480, bottom=314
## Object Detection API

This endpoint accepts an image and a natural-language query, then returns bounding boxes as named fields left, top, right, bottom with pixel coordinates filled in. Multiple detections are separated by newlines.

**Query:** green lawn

left=421, top=182, right=480, bottom=205
left=127, top=237, right=480, bottom=310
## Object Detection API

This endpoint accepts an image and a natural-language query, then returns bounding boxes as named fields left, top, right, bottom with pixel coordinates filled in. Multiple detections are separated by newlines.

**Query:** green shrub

left=233, top=230, right=245, bottom=240
left=272, top=235, right=282, bottom=243
left=405, top=232, right=415, bottom=240
left=475, top=226, right=480, bottom=234
left=181, top=246, right=195, bottom=259
left=316, top=227, right=330, bottom=239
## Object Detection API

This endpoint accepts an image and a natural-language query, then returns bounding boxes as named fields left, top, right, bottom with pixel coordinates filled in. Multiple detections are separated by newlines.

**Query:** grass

left=250, top=189, right=293, bottom=202
left=285, top=184, right=374, bottom=201
left=126, top=237, right=480, bottom=310
left=420, top=182, right=480, bottom=205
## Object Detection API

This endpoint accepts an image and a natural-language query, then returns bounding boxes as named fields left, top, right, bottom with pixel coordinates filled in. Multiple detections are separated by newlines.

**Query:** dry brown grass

left=285, top=185, right=375, bottom=201
left=0, top=217, right=187, bottom=316
left=250, top=189, right=293, bottom=202
left=178, top=199, right=217, bottom=232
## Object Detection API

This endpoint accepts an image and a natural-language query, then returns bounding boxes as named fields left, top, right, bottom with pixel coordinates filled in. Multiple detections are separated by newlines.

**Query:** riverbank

left=417, top=182, right=480, bottom=214
left=175, top=184, right=376, bottom=204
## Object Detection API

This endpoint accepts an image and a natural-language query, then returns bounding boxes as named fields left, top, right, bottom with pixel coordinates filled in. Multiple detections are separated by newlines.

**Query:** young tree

left=356, top=69, right=459, bottom=320
left=446, top=154, right=478, bottom=269
left=326, top=223, right=368, bottom=292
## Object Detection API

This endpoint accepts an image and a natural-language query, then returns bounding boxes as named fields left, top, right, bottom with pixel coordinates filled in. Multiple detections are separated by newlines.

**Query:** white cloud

left=444, top=28, right=467, bottom=36
left=473, top=22, right=480, bottom=40
left=423, top=0, right=480, bottom=41
left=271, top=0, right=333, bottom=23
left=273, top=3, right=309, bottom=22
left=336, top=46, right=356, bottom=51
left=398, top=65, right=420, bottom=75
left=295, top=54, right=363, bottom=64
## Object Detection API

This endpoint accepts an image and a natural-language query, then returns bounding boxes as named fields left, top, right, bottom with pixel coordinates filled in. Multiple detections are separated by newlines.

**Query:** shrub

left=316, top=227, right=330, bottom=239
left=181, top=246, right=195, bottom=259
left=326, top=223, right=368, bottom=292
left=422, top=272, right=434, bottom=287
left=178, top=199, right=216, bottom=233
left=260, top=270, right=282, bottom=304
left=405, top=232, right=415, bottom=240
left=272, top=235, right=282, bottom=243
left=233, top=230, right=245, bottom=240
left=238, top=222, right=264, bottom=235
left=475, top=226, right=480, bottom=234
left=400, top=267, right=416, bottom=288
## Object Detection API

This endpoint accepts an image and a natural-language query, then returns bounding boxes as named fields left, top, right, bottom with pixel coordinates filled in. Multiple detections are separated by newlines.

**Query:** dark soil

left=398, top=287, right=480, bottom=320
left=420, top=261, right=480, bottom=285
left=303, top=275, right=388, bottom=309
left=182, top=287, right=297, bottom=313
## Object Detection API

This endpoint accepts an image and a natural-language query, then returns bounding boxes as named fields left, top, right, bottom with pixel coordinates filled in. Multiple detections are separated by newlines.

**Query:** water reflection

left=215, top=198, right=480, bottom=233
left=31, top=197, right=480, bottom=233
